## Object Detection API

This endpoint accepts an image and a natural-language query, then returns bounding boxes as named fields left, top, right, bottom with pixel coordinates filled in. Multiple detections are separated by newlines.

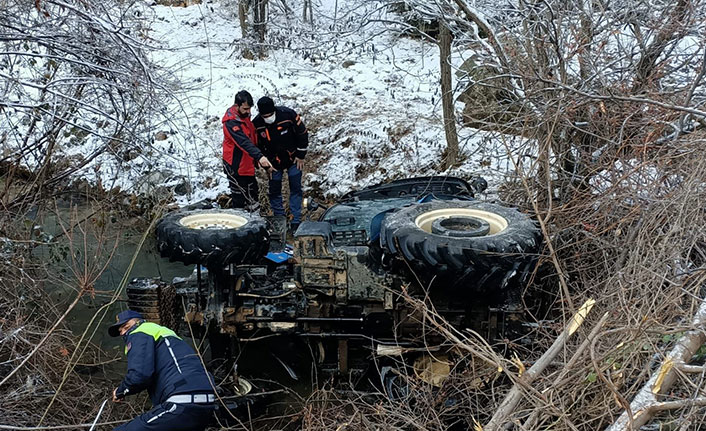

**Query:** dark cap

left=257, top=97, right=275, bottom=115
left=108, top=310, right=143, bottom=337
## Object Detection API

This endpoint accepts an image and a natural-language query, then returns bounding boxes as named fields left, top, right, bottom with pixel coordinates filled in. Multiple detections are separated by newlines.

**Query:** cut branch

left=485, top=298, right=596, bottom=431
left=606, top=289, right=706, bottom=431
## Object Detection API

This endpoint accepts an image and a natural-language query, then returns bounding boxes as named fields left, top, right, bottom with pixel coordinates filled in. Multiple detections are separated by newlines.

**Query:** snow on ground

left=4, top=1, right=703, bottom=207
left=2, top=0, right=529, bottom=206
left=87, top=0, right=526, bottom=206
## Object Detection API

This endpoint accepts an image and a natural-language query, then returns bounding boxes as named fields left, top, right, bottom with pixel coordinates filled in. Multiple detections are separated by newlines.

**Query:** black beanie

left=257, top=97, right=275, bottom=115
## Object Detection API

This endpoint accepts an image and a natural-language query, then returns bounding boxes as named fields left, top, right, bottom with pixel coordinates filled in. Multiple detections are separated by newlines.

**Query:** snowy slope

left=92, top=0, right=528, bottom=205
left=0, top=0, right=532, bottom=206
left=4, top=0, right=703, bottom=206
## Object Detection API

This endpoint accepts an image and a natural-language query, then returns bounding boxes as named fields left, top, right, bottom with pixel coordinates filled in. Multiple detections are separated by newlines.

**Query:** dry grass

left=0, top=204, right=151, bottom=429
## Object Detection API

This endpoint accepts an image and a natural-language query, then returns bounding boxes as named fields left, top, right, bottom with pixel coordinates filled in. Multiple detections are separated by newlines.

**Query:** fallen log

left=605, top=294, right=706, bottom=431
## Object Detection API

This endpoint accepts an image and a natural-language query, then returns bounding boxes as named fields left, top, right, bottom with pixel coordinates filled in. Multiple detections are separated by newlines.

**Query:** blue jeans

left=269, top=165, right=302, bottom=224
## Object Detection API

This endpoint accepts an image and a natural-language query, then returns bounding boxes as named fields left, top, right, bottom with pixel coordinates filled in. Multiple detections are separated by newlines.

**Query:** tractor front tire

left=156, top=209, right=269, bottom=267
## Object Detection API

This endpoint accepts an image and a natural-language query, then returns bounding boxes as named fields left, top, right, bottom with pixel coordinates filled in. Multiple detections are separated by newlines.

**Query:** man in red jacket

left=222, top=90, right=273, bottom=209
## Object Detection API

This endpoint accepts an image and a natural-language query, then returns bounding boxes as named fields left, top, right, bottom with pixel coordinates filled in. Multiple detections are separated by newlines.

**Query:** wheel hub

left=415, top=208, right=508, bottom=235
left=431, top=216, right=491, bottom=237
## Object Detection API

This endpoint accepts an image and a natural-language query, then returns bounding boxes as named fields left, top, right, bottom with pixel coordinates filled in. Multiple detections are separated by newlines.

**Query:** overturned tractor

left=128, top=176, right=542, bottom=378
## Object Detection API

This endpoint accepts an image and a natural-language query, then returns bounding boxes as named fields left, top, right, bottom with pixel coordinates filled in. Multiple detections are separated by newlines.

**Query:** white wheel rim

left=415, top=208, right=507, bottom=235
left=234, top=377, right=253, bottom=396
left=179, top=213, right=248, bottom=230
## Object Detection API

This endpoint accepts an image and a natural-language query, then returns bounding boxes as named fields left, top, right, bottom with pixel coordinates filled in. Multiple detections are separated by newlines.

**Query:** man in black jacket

left=252, top=97, right=309, bottom=231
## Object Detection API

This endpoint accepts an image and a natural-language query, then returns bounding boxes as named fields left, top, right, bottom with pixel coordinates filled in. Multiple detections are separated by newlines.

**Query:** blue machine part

left=266, top=244, right=294, bottom=264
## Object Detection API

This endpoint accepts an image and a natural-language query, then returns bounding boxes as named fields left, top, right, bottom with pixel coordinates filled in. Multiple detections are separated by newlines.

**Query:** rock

left=154, top=131, right=168, bottom=141
left=342, top=60, right=356, bottom=68
left=135, top=170, right=173, bottom=200
left=134, top=169, right=193, bottom=200
left=171, top=176, right=192, bottom=196
left=458, top=35, right=531, bottom=135
left=122, top=148, right=140, bottom=162
left=458, top=58, right=527, bottom=135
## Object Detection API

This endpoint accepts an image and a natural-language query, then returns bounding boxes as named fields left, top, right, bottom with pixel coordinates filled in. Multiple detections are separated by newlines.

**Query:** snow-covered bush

left=0, top=0, right=170, bottom=203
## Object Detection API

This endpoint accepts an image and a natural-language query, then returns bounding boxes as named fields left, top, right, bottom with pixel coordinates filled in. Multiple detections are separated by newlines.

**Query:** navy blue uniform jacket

left=116, top=322, right=214, bottom=406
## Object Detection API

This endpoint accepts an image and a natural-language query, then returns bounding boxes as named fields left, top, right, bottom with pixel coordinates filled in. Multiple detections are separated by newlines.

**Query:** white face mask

left=263, top=114, right=276, bottom=125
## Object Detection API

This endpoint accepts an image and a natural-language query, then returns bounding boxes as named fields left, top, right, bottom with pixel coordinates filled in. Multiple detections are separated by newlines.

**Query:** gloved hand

left=258, top=156, right=273, bottom=170
left=259, top=156, right=276, bottom=179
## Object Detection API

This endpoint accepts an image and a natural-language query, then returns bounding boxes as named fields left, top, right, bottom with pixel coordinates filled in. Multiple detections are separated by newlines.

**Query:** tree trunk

left=253, top=0, right=267, bottom=43
left=303, top=0, right=313, bottom=24
left=253, top=0, right=268, bottom=57
left=439, top=21, right=458, bottom=170
left=238, top=0, right=249, bottom=39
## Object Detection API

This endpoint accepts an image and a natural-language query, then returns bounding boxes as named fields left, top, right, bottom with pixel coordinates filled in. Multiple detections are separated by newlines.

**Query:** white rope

left=89, top=398, right=109, bottom=431
left=0, top=420, right=124, bottom=430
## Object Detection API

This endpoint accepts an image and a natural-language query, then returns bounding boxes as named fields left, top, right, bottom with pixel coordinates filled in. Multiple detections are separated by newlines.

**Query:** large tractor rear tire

left=380, top=200, right=541, bottom=289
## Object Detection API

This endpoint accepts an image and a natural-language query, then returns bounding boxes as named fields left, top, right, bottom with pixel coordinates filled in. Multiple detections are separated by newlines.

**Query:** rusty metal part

left=338, top=340, right=348, bottom=373
left=126, top=278, right=179, bottom=330
left=184, top=303, right=203, bottom=325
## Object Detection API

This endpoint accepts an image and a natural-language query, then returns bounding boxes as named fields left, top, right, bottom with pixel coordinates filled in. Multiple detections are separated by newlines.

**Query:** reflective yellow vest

left=124, top=321, right=180, bottom=354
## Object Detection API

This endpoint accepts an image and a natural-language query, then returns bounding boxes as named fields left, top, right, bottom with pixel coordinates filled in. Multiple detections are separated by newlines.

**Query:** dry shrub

left=0, top=240, right=107, bottom=426
left=0, top=205, right=143, bottom=429
left=526, top=133, right=706, bottom=430
left=290, top=129, right=706, bottom=430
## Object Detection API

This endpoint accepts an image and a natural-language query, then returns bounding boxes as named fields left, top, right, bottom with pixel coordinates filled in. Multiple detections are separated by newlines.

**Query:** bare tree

left=0, top=0, right=168, bottom=215
left=254, top=0, right=269, bottom=56
left=377, top=1, right=463, bottom=169
left=238, top=0, right=251, bottom=39
left=439, top=16, right=459, bottom=169
left=238, top=0, right=269, bottom=58
left=449, top=0, right=706, bottom=201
